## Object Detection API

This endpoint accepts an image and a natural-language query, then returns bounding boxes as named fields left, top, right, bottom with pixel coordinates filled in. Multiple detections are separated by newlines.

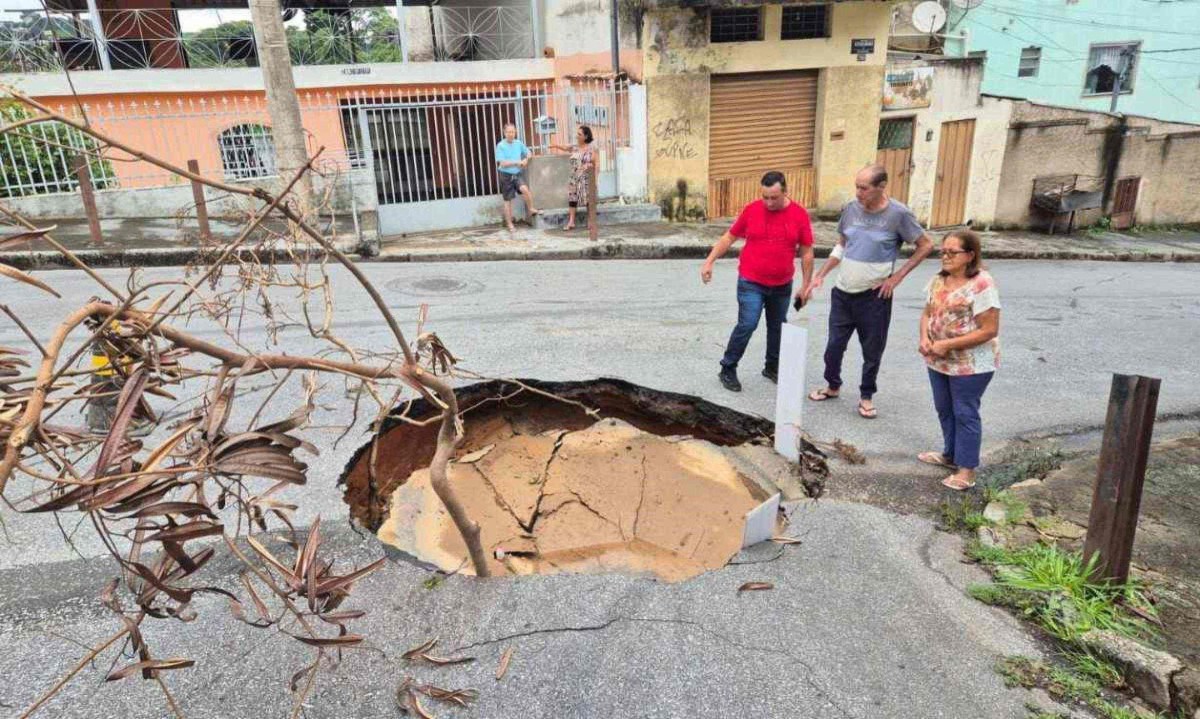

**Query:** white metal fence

left=345, top=79, right=630, bottom=207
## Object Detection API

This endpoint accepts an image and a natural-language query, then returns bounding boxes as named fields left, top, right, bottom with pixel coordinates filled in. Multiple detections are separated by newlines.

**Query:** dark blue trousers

left=720, top=277, right=792, bottom=371
left=928, top=368, right=994, bottom=469
left=822, top=287, right=893, bottom=399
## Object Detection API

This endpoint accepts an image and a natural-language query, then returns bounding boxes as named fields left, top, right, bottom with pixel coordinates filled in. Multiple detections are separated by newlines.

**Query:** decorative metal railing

left=0, top=6, right=535, bottom=74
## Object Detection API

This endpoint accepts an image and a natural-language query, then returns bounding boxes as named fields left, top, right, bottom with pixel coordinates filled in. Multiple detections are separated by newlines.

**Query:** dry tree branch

left=0, top=88, right=498, bottom=718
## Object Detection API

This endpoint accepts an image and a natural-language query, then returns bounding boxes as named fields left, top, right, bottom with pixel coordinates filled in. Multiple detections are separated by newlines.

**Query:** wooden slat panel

left=707, top=167, right=817, bottom=218
left=931, top=119, right=975, bottom=228
left=709, top=71, right=819, bottom=181
left=876, top=147, right=912, bottom=204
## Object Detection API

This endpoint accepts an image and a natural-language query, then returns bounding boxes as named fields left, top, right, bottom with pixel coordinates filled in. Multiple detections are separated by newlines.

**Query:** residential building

left=941, top=0, right=1200, bottom=125
left=878, top=53, right=1010, bottom=228
left=643, top=0, right=892, bottom=219
left=0, top=0, right=645, bottom=234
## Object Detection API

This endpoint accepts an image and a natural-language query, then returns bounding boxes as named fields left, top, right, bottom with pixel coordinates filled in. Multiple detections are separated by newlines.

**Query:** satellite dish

left=952, top=0, right=985, bottom=9
left=911, top=1, right=947, bottom=33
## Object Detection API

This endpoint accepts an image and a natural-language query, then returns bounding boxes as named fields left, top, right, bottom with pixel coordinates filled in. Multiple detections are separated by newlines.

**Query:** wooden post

left=73, top=156, right=102, bottom=247
left=187, top=159, right=212, bottom=243
left=1082, top=374, right=1161, bottom=584
left=587, top=163, right=598, bottom=242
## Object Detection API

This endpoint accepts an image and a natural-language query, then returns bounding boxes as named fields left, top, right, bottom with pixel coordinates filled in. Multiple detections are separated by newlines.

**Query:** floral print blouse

left=924, top=270, right=1001, bottom=376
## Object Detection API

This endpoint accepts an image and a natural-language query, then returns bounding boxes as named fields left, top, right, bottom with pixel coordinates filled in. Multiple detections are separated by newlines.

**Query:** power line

left=982, top=3, right=1200, bottom=38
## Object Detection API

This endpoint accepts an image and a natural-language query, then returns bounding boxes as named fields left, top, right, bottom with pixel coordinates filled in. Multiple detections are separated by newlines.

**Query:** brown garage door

left=708, top=70, right=818, bottom=217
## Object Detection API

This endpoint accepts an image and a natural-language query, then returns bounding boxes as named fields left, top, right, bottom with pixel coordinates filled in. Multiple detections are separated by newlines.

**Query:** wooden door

left=708, top=71, right=819, bottom=216
left=876, top=118, right=914, bottom=204
left=1111, top=177, right=1140, bottom=230
left=931, top=119, right=975, bottom=228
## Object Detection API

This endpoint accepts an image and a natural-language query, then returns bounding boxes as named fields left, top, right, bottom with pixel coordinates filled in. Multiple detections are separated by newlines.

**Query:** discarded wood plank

left=1083, top=373, right=1161, bottom=584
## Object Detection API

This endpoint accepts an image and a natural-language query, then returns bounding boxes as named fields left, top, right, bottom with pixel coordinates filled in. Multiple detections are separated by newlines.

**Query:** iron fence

left=0, top=5, right=535, bottom=73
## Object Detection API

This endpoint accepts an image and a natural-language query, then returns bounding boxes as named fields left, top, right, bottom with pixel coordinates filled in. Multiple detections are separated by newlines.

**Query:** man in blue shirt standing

left=803, top=164, right=934, bottom=419
left=495, top=123, right=539, bottom=232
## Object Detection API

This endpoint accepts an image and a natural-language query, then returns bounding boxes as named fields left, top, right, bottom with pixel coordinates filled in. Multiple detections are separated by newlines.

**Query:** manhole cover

left=342, top=379, right=813, bottom=583
left=386, top=276, right=485, bottom=297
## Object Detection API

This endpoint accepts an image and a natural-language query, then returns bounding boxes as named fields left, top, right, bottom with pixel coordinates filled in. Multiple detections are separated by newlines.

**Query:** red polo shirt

left=729, top=199, right=813, bottom=286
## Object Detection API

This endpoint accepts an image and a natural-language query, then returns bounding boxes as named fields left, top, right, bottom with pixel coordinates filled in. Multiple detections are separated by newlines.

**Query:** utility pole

left=248, top=0, right=313, bottom=211
left=1109, top=45, right=1135, bottom=113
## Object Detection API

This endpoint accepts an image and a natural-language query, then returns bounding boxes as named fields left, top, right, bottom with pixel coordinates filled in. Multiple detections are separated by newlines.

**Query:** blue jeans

left=720, top=277, right=792, bottom=371
left=928, top=368, right=994, bottom=469
left=823, top=287, right=893, bottom=399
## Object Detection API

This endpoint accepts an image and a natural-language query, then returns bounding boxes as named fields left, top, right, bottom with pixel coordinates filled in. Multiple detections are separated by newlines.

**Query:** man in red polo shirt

left=701, top=171, right=815, bottom=392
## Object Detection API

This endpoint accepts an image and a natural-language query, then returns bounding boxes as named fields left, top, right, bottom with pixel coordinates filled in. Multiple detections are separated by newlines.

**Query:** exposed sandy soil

left=378, top=418, right=778, bottom=582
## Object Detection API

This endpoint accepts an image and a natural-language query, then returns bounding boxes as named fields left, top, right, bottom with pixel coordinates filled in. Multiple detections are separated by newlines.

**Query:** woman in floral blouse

left=918, top=230, right=1001, bottom=491
left=549, top=125, right=595, bottom=231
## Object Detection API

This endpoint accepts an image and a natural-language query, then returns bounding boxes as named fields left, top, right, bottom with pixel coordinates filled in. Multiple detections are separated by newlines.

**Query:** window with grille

left=218, top=124, right=277, bottom=180
left=339, top=105, right=366, bottom=169
left=877, top=118, right=914, bottom=150
left=1018, top=46, right=1040, bottom=78
left=1085, top=43, right=1137, bottom=95
left=781, top=5, right=828, bottom=40
left=710, top=8, right=762, bottom=43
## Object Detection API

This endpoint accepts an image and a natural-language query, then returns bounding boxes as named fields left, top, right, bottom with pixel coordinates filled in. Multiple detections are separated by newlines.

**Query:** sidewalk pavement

left=3, top=215, right=1200, bottom=269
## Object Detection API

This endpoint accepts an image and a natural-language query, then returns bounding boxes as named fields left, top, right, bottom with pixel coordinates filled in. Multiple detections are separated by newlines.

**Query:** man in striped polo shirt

left=803, top=164, right=934, bottom=419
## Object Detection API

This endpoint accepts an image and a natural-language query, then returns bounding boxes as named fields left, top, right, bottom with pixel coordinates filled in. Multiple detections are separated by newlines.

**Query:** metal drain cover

left=387, top=276, right=484, bottom=296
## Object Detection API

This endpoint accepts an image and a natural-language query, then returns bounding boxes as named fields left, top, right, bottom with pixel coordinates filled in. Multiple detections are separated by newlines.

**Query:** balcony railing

left=0, top=5, right=535, bottom=74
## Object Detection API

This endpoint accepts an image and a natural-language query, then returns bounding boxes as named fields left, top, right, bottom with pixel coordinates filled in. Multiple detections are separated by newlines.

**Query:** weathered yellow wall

left=814, top=64, right=885, bottom=212
left=647, top=72, right=710, bottom=220
left=643, top=2, right=891, bottom=217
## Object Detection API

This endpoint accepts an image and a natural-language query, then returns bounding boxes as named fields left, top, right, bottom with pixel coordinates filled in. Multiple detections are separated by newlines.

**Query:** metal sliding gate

left=352, top=80, right=628, bottom=235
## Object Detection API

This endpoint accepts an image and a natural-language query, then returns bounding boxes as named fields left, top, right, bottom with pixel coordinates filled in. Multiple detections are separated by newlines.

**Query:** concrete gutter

left=7, top=244, right=1200, bottom=270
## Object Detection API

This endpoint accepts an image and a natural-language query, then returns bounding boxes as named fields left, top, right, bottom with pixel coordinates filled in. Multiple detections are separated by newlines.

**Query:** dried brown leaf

left=105, top=658, right=194, bottom=681
left=402, top=637, right=438, bottom=660
left=313, top=558, right=385, bottom=597
left=495, top=647, right=513, bottom=681
left=246, top=536, right=299, bottom=585
left=737, top=581, right=774, bottom=593
left=418, top=653, right=475, bottom=666
left=291, top=633, right=365, bottom=647
left=145, top=520, right=223, bottom=544
left=415, top=683, right=479, bottom=708
left=0, top=262, right=60, bottom=297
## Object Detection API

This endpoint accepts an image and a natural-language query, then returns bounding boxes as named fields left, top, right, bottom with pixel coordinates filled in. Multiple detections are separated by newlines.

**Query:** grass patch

left=968, top=543, right=1156, bottom=643
left=978, top=446, right=1066, bottom=491
left=1064, top=649, right=1125, bottom=690
left=939, top=495, right=990, bottom=532
left=1000, top=656, right=1173, bottom=719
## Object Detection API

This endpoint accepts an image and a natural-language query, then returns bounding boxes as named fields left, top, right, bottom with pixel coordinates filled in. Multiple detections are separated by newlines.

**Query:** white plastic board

left=773, top=323, right=808, bottom=462
left=742, top=492, right=781, bottom=548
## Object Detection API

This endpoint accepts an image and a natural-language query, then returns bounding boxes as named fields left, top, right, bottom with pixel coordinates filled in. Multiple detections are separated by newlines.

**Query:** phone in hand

left=793, top=295, right=806, bottom=311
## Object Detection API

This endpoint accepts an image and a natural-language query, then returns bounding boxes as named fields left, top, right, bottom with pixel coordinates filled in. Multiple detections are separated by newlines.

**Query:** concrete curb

left=4, top=243, right=1199, bottom=270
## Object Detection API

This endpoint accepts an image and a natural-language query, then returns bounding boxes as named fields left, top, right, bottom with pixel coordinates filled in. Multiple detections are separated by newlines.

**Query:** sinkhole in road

left=340, top=379, right=796, bottom=582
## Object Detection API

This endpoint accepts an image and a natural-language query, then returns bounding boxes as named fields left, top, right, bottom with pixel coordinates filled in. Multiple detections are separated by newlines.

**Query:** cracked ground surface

left=378, top=418, right=776, bottom=581
left=0, top=500, right=1048, bottom=718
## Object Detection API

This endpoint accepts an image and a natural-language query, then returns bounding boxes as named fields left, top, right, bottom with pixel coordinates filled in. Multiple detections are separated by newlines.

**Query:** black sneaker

left=762, top=365, right=778, bottom=383
left=719, top=367, right=742, bottom=392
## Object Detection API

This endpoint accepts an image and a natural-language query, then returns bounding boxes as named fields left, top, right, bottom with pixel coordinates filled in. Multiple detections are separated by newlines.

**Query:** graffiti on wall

left=652, top=116, right=698, bottom=160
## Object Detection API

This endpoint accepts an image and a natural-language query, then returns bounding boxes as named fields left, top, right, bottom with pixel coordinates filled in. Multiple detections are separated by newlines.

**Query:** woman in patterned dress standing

left=917, top=230, right=1002, bottom=491
left=549, top=125, right=595, bottom=231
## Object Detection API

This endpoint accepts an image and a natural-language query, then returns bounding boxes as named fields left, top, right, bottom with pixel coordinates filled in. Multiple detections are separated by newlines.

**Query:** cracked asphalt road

left=1, top=259, right=1197, bottom=717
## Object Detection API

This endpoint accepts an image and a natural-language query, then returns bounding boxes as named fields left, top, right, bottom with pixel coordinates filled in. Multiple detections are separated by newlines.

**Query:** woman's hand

left=928, top=340, right=952, bottom=358
left=919, top=337, right=934, bottom=356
